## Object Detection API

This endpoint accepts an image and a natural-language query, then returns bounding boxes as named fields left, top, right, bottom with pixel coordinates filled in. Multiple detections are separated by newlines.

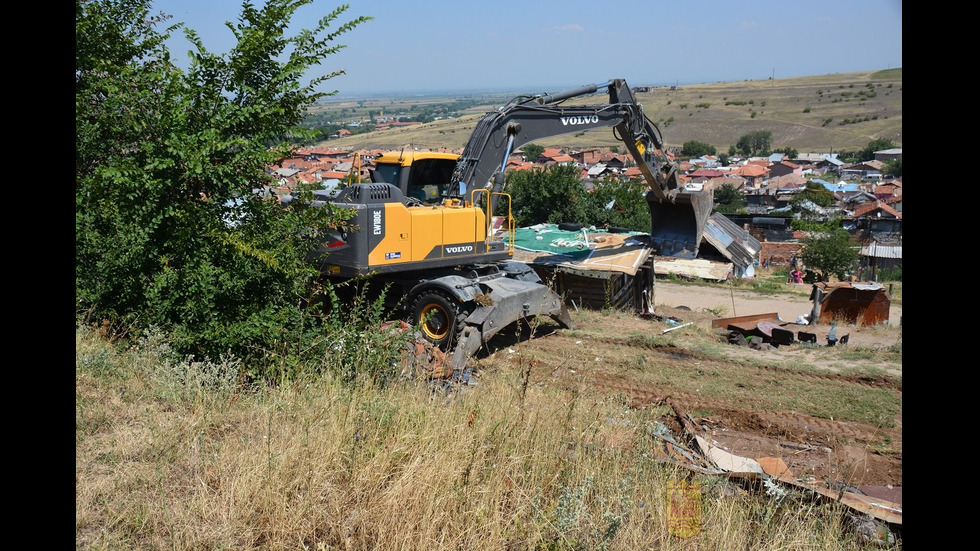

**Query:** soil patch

left=475, top=281, right=902, bottom=502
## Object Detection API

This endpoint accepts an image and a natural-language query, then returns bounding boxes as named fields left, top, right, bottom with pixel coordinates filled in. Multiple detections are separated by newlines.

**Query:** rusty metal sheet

left=755, top=321, right=782, bottom=338
left=753, top=455, right=902, bottom=525
left=810, top=282, right=891, bottom=326
left=778, top=477, right=902, bottom=525
left=757, top=457, right=794, bottom=479
left=710, top=312, right=781, bottom=330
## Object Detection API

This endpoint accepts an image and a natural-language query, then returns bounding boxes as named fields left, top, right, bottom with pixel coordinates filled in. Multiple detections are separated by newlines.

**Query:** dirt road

left=652, top=281, right=902, bottom=328
left=649, top=281, right=903, bottom=355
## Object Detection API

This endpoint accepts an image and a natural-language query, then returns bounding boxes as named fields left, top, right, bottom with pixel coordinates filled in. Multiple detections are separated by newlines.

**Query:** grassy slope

left=76, top=317, right=897, bottom=550
left=319, top=69, right=902, bottom=154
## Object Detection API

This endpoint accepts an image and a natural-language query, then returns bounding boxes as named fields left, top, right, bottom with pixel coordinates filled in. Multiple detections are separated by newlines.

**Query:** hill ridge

left=317, top=69, right=902, bottom=154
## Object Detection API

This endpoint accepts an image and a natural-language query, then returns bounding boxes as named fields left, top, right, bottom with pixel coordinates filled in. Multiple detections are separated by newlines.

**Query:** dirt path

left=652, top=281, right=902, bottom=329
left=651, top=281, right=902, bottom=355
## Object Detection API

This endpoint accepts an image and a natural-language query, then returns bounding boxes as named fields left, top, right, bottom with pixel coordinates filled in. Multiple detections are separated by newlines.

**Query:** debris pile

left=380, top=320, right=475, bottom=386
left=646, top=398, right=901, bottom=543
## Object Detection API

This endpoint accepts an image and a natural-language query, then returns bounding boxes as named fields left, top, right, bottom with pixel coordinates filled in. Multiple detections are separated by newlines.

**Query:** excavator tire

left=412, top=290, right=460, bottom=350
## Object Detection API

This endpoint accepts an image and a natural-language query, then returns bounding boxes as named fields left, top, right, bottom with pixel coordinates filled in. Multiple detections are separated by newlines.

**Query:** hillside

left=317, top=69, right=902, bottom=155
left=76, top=279, right=903, bottom=549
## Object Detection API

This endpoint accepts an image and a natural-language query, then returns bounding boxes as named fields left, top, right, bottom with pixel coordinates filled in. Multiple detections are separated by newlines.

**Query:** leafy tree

left=790, top=217, right=843, bottom=233
left=883, top=156, right=902, bottom=177
left=834, top=149, right=860, bottom=163
left=503, top=164, right=587, bottom=227
left=773, top=147, right=798, bottom=158
left=579, top=176, right=651, bottom=232
left=718, top=153, right=730, bottom=166
left=76, top=0, right=371, bottom=369
left=681, top=140, right=716, bottom=158
left=735, top=130, right=772, bottom=156
left=790, top=181, right=837, bottom=209
left=520, top=142, right=545, bottom=162
left=713, top=182, right=747, bottom=214
left=799, top=227, right=859, bottom=282
left=858, top=138, right=894, bottom=162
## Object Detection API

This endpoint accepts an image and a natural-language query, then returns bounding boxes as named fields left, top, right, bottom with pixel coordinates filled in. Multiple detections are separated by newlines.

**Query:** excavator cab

left=371, top=151, right=459, bottom=205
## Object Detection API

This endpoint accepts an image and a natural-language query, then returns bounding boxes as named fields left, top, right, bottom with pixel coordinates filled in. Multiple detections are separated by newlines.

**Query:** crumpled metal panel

left=701, top=213, right=762, bottom=270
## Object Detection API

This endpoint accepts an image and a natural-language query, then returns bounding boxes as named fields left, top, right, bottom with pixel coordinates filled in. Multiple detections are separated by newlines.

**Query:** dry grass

left=76, top=323, right=898, bottom=550
left=321, top=69, right=902, bottom=154
left=501, top=308, right=901, bottom=427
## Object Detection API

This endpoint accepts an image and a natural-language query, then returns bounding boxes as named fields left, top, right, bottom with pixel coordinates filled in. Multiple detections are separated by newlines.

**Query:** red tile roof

left=736, top=165, right=768, bottom=177
left=853, top=201, right=902, bottom=220
left=688, top=169, right=726, bottom=178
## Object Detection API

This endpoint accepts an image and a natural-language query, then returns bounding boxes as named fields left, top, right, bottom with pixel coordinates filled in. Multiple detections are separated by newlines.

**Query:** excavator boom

left=450, top=78, right=711, bottom=258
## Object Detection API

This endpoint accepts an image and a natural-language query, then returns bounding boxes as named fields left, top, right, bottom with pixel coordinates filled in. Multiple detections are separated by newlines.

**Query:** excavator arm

left=450, top=78, right=713, bottom=258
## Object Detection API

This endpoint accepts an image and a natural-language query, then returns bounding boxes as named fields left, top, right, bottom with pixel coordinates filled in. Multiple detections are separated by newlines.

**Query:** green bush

left=875, top=266, right=902, bottom=282
left=76, top=0, right=372, bottom=368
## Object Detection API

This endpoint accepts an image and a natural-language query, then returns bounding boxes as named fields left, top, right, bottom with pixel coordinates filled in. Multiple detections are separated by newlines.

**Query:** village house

left=840, top=160, right=885, bottom=182
left=569, top=148, right=602, bottom=164
left=768, top=160, right=803, bottom=179
left=269, top=140, right=901, bottom=277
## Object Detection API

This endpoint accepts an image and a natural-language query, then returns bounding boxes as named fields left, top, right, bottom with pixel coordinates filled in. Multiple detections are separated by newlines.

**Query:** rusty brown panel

left=710, top=312, right=781, bottom=330
left=815, top=287, right=890, bottom=326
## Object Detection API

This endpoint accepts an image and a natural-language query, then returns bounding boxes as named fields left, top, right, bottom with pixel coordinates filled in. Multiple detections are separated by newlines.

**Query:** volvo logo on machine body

left=560, top=115, right=600, bottom=126
left=444, top=245, right=474, bottom=255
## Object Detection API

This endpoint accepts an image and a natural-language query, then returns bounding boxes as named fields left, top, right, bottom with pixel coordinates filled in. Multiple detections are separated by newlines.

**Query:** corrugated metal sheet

left=860, top=243, right=903, bottom=259
left=818, top=182, right=861, bottom=192
left=702, top=213, right=762, bottom=270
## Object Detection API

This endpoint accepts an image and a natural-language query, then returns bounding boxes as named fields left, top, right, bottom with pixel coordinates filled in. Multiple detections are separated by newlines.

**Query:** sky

left=151, top=0, right=902, bottom=97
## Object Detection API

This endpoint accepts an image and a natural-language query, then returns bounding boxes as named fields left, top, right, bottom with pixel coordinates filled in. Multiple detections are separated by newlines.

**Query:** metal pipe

left=536, top=81, right=609, bottom=104
left=662, top=322, right=694, bottom=334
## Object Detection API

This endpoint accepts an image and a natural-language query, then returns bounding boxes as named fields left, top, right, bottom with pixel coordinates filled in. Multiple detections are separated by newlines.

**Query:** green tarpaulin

left=509, top=224, right=643, bottom=260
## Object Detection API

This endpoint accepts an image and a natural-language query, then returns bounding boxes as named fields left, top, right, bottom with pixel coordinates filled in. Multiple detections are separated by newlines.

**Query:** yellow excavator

left=302, top=79, right=712, bottom=368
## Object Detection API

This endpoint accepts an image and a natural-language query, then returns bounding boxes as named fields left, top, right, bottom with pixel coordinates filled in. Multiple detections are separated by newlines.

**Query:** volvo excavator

left=300, top=79, right=713, bottom=370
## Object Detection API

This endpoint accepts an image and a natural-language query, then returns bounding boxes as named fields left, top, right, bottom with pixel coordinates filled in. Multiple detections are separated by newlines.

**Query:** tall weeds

left=76, top=322, right=892, bottom=550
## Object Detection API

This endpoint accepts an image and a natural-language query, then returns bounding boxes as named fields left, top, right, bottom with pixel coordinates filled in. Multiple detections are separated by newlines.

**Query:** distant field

left=318, top=69, right=902, bottom=154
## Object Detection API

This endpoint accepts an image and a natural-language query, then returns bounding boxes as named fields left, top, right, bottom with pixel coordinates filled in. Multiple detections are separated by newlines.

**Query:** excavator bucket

left=646, top=189, right=714, bottom=259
